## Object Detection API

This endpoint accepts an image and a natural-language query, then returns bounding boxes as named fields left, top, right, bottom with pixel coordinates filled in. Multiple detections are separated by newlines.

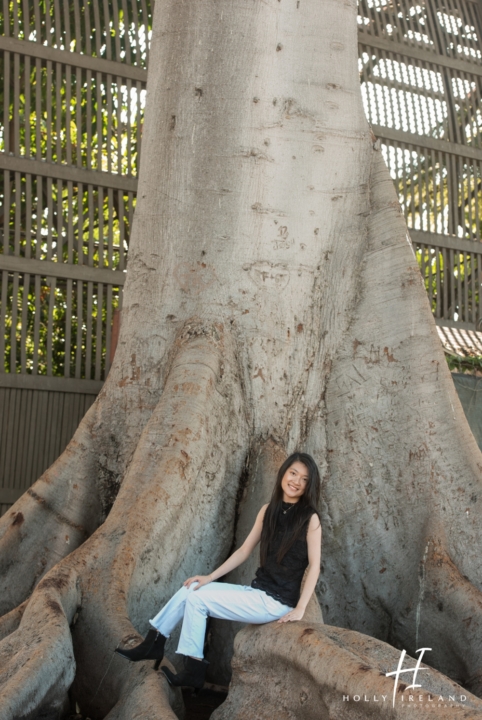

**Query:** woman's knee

left=185, top=587, right=207, bottom=609
left=176, top=582, right=198, bottom=600
left=167, top=584, right=191, bottom=606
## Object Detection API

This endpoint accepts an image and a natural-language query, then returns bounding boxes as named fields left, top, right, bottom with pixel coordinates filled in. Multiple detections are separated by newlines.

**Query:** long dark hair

left=259, top=452, right=321, bottom=566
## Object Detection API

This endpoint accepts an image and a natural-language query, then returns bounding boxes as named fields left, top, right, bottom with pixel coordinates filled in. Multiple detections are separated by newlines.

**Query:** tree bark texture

left=213, top=619, right=482, bottom=719
left=1, top=0, right=481, bottom=717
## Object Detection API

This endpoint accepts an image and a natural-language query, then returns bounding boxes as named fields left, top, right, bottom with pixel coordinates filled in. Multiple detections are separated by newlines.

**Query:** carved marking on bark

left=244, top=262, right=290, bottom=290
left=250, top=202, right=287, bottom=216
left=238, top=146, right=274, bottom=162
left=353, top=338, right=362, bottom=357
left=282, top=98, right=315, bottom=122
left=252, top=367, right=265, bottom=382
left=272, top=225, right=294, bottom=250
left=383, top=347, right=398, bottom=362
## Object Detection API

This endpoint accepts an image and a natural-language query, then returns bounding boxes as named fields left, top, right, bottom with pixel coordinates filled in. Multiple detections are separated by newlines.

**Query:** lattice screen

left=0, top=0, right=151, bottom=382
left=358, top=0, right=482, bottom=329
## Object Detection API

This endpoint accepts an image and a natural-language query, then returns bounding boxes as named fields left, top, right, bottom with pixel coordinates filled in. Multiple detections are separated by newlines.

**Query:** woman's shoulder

left=300, top=504, right=319, bottom=517
left=307, top=507, right=322, bottom=530
left=299, top=505, right=320, bottom=526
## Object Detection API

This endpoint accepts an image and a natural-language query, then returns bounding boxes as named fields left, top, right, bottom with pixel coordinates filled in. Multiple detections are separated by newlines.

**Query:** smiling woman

left=115, top=452, right=322, bottom=691
left=281, top=461, right=309, bottom=502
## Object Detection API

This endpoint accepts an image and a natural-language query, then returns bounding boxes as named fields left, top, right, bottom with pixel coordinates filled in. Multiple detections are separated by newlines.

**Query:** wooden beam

left=371, top=126, right=482, bottom=163
left=410, top=230, right=482, bottom=253
left=0, top=35, right=148, bottom=84
left=0, top=254, right=126, bottom=285
left=0, top=374, right=103, bottom=394
left=358, top=31, right=482, bottom=79
left=0, top=153, right=138, bottom=193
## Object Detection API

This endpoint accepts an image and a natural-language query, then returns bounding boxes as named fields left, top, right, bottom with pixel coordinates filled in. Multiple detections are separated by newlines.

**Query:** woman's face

left=281, top=461, right=309, bottom=503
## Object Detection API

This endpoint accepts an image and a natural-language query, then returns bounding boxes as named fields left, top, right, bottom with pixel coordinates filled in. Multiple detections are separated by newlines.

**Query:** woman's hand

left=277, top=606, right=305, bottom=623
left=183, top=574, right=213, bottom=590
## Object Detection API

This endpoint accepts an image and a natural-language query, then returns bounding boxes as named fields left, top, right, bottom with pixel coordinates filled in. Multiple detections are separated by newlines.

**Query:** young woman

left=115, top=452, right=322, bottom=689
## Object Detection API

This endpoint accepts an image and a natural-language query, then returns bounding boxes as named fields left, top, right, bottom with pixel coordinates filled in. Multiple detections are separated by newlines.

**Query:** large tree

left=1, top=0, right=482, bottom=718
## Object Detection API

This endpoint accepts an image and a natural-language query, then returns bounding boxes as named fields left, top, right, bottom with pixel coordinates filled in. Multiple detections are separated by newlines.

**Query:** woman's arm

left=184, top=503, right=269, bottom=589
left=277, top=512, right=322, bottom=623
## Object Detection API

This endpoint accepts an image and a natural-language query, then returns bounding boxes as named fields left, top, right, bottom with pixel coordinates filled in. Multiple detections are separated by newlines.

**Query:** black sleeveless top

left=251, top=502, right=319, bottom=608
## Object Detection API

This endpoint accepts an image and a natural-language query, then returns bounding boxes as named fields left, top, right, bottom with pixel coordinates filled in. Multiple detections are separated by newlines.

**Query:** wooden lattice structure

left=0, top=1, right=151, bottom=511
left=358, top=0, right=482, bottom=328
left=1, top=0, right=482, bottom=513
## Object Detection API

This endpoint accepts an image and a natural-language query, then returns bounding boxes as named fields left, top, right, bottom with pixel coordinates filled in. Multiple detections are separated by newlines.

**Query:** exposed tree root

left=71, top=324, right=246, bottom=718
left=213, top=621, right=482, bottom=720
left=320, top=149, right=482, bottom=688
left=0, top=322, right=248, bottom=720
left=0, top=566, right=80, bottom=720
left=394, top=541, right=482, bottom=694
left=103, top=664, right=183, bottom=720
left=62, top=322, right=246, bottom=719
left=0, top=601, right=27, bottom=642
left=0, top=405, right=102, bottom=616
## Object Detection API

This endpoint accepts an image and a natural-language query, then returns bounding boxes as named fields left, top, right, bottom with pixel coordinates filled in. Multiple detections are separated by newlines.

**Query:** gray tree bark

left=0, top=0, right=481, bottom=717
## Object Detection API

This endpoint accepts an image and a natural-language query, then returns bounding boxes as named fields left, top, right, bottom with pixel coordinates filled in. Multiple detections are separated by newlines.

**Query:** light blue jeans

left=149, top=581, right=292, bottom=658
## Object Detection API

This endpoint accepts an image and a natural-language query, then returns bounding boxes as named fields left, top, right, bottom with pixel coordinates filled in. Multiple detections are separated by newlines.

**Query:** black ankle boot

left=115, top=628, right=167, bottom=662
left=161, top=656, right=209, bottom=689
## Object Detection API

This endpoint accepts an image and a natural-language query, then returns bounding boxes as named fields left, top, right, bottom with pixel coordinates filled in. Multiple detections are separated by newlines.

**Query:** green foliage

left=415, top=244, right=480, bottom=322
left=358, top=0, right=482, bottom=326
left=0, top=172, right=130, bottom=378
left=0, top=1, right=151, bottom=67
left=381, top=142, right=481, bottom=323
left=3, top=274, right=121, bottom=378
left=0, top=1, right=152, bottom=379
left=446, top=353, right=482, bottom=375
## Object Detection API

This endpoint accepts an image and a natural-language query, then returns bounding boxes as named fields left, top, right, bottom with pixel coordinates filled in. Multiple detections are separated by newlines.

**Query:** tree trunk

left=1, top=0, right=482, bottom=717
